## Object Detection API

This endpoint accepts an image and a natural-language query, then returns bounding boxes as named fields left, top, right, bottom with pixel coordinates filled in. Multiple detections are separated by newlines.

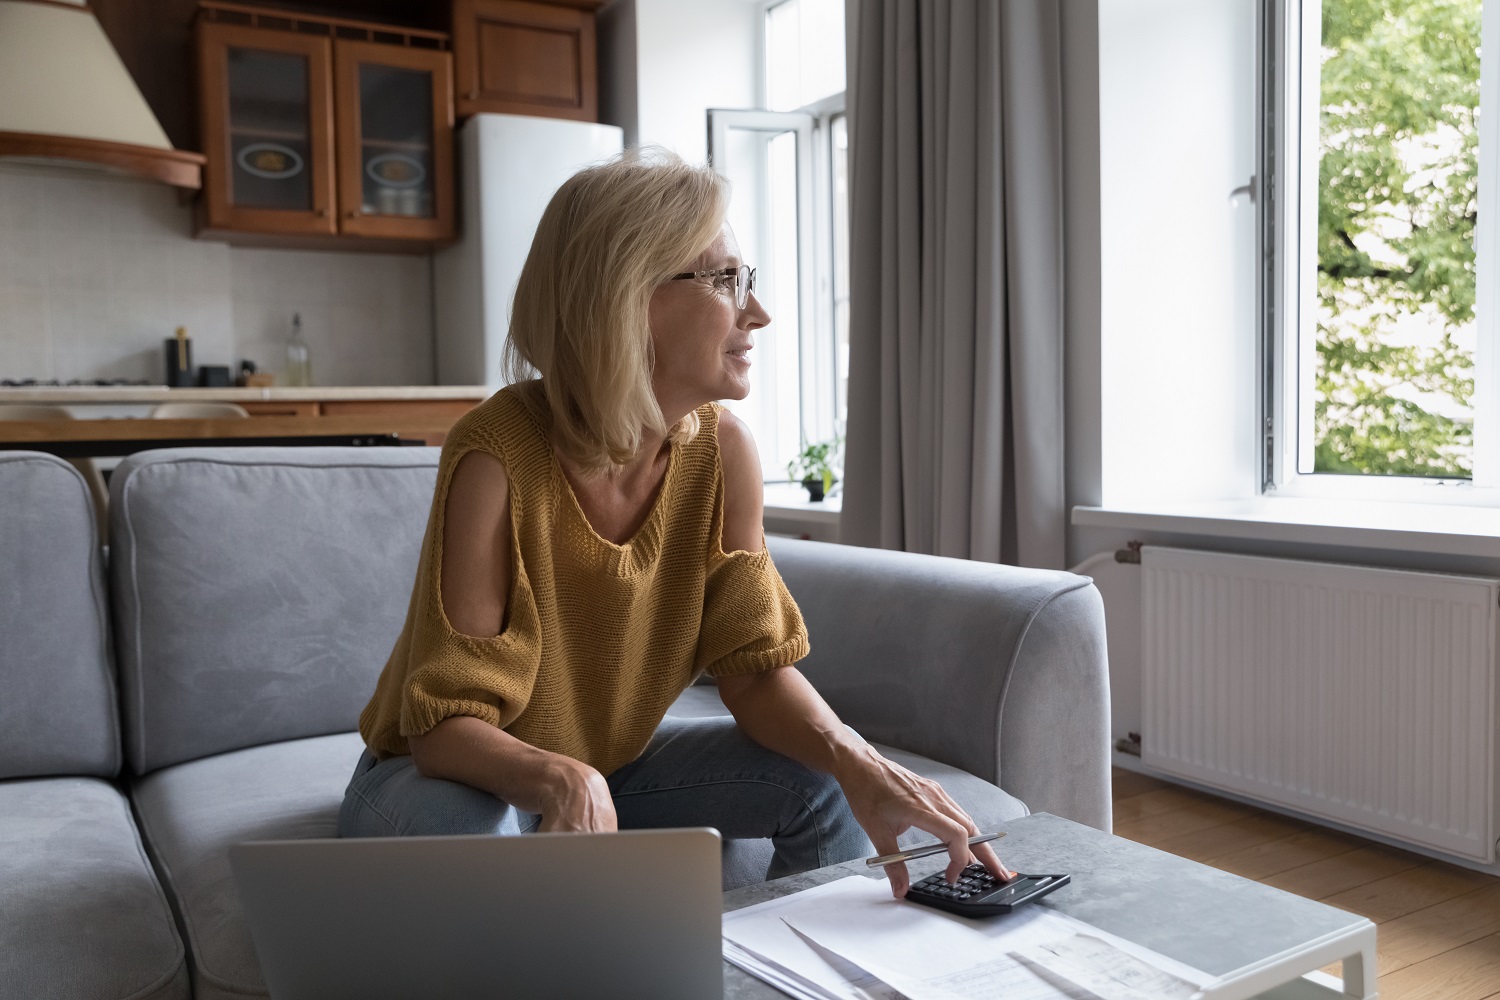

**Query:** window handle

left=1230, top=176, right=1256, bottom=206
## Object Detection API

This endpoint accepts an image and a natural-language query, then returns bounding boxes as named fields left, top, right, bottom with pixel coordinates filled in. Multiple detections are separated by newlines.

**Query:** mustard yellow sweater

left=357, top=382, right=810, bottom=775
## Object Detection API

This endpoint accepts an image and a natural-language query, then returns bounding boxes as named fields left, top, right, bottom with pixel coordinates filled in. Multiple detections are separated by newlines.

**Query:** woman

left=338, top=150, right=1010, bottom=896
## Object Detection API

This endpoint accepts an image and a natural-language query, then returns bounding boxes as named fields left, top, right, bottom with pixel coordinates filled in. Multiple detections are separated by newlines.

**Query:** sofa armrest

left=765, top=536, right=1112, bottom=832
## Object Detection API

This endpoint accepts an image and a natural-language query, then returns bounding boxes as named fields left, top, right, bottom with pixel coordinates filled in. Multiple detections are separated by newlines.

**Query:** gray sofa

left=0, top=446, right=1111, bottom=1000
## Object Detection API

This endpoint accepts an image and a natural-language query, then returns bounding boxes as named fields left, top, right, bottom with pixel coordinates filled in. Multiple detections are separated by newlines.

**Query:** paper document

left=782, top=920, right=1097, bottom=1000
left=723, top=879, right=906, bottom=1000
left=723, top=876, right=1211, bottom=1000
left=1013, top=935, right=1206, bottom=1000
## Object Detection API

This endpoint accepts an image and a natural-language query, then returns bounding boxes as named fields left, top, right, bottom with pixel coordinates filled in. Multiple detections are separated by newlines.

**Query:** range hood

left=0, top=0, right=204, bottom=188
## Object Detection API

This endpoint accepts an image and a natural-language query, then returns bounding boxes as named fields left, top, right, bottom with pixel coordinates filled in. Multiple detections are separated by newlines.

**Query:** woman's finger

left=913, top=815, right=973, bottom=885
left=867, top=831, right=910, bottom=898
left=972, top=840, right=1014, bottom=881
left=933, top=785, right=979, bottom=832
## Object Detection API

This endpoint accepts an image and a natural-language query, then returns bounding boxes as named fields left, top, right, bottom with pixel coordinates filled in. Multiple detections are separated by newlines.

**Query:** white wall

left=599, top=0, right=761, bottom=164
left=0, top=163, right=434, bottom=386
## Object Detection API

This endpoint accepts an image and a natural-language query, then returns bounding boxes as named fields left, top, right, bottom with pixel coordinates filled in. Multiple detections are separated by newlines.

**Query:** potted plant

left=787, top=436, right=841, bottom=502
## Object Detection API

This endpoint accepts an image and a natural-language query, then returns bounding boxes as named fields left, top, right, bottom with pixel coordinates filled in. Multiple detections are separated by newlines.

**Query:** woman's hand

left=535, top=755, right=618, bottom=833
left=834, top=744, right=1014, bottom=898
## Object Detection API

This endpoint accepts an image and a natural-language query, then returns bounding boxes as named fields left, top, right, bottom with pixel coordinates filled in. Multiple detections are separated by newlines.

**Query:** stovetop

left=1, top=378, right=162, bottom=387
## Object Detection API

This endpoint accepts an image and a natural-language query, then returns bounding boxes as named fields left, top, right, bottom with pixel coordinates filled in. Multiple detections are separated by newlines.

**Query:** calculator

left=906, top=864, right=1070, bottom=918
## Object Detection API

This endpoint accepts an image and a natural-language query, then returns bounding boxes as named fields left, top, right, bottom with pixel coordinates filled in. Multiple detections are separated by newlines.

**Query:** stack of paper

left=722, top=876, right=1214, bottom=1000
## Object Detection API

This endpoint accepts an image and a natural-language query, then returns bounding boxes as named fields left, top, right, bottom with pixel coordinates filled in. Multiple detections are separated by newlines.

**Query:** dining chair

left=147, top=401, right=251, bottom=419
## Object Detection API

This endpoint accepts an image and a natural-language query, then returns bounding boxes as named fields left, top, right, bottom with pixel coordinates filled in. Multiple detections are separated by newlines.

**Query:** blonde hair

left=503, top=147, right=728, bottom=475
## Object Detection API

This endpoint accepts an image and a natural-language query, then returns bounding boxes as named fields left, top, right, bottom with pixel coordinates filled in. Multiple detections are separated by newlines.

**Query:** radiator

left=1141, top=545, right=1499, bottom=863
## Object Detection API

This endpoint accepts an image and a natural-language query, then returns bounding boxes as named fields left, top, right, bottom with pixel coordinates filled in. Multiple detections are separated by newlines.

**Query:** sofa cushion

left=0, top=451, right=119, bottom=779
left=0, top=776, right=188, bottom=1000
left=110, top=447, right=442, bottom=774
left=130, top=731, right=365, bottom=1000
left=666, top=685, right=1030, bottom=888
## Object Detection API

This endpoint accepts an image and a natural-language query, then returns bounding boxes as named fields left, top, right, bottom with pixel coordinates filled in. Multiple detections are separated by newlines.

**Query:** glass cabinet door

left=334, top=41, right=454, bottom=241
left=197, top=23, right=336, bottom=234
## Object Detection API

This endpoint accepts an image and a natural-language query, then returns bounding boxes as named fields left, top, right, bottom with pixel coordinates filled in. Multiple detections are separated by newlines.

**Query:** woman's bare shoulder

left=449, top=448, right=509, bottom=504
left=713, top=408, right=764, bottom=554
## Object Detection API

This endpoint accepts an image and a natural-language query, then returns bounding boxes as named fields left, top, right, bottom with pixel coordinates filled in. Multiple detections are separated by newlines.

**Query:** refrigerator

left=434, top=113, right=624, bottom=389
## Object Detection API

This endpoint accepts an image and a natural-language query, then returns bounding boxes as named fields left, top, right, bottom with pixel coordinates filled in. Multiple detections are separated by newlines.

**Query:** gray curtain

left=840, top=0, right=1066, bottom=568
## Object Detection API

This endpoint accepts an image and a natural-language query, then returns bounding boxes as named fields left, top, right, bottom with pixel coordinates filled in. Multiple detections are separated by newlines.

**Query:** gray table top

left=721, top=812, right=1370, bottom=999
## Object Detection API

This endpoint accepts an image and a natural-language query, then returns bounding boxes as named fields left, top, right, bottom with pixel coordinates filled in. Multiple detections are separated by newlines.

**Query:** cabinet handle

left=467, top=90, right=478, bottom=100
left=316, top=208, right=328, bottom=218
left=346, top=210, right=358, bottom=219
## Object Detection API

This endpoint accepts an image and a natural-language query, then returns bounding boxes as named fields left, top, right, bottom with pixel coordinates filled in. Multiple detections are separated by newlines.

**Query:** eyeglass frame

left=667, top=265, right=757, bottom=309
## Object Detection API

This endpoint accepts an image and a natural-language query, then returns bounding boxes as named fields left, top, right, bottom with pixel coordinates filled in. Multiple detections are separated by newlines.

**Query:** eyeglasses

left=668, top=264, right=757, bottom=309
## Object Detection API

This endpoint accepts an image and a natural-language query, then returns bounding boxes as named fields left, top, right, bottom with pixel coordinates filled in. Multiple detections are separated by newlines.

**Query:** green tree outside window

left=1315, top=0, right=1479, bottom=477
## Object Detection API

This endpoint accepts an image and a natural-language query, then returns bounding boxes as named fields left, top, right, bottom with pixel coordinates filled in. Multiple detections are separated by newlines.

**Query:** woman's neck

left=555, top=431, right=670, bottom=486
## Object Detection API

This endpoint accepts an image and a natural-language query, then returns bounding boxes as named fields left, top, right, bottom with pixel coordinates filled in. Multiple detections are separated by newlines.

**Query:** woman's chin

left=720, top=375, right=752, bottom=401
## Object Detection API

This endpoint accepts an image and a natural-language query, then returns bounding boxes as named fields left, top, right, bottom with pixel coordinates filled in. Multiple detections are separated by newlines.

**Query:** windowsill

left=1072, top=496, right=1500, bottom=560
left=762, top=482, right=842, bottom=524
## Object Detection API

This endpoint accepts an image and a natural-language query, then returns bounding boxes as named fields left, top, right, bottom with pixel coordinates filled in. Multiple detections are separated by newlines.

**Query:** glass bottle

left=285, top=313, right=312, bottom=387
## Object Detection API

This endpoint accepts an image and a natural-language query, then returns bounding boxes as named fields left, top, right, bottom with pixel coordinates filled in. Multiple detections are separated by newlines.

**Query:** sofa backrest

left=0, top=451, right=120, bottom=779
left=110, top=447, right=441, bottom=775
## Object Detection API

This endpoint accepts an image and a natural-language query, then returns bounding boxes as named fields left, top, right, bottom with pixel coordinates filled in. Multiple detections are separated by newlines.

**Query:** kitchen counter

left=0, top=386, right=490, bottom=403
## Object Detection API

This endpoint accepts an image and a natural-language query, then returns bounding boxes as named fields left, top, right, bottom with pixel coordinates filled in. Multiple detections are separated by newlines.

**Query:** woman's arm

left=408, top=449, right=616, bottom=832
left=713, top=414, right=1010, bottom=894
left=409, top=716, right=615, bottom=831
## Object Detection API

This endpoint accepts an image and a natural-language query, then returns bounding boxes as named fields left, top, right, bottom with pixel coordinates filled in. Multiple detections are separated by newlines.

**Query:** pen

left=863, top=832, right=1007, bottom=868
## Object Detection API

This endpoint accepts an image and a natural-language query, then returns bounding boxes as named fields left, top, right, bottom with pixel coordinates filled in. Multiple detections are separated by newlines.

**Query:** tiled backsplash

left=0, top=164, right=435, bottom=385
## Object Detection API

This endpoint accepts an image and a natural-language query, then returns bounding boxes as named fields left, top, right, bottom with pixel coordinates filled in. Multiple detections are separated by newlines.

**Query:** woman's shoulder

left=445, top=383, right=549, bottom=460
left=698, top=405, right=764, bottom=555
left=438, top=386, right=555, bottom=521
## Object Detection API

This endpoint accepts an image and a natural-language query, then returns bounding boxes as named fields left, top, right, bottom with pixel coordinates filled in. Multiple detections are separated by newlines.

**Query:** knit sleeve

left=695, top=541, right=810, bottom=678
left=397, top=628, right=538, bottom=736
left=389, top=437, right=545, bottom=741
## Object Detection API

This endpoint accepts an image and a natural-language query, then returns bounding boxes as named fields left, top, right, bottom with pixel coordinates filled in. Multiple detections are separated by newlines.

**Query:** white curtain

left=840, top=0, right=1066, bottom=568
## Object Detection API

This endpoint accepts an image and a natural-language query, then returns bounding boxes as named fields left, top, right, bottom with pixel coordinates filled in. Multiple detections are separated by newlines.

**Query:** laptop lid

left=228, top=828, right=723, bottom=1000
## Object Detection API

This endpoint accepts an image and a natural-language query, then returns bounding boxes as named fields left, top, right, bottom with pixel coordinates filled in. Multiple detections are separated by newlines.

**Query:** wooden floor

left=1112, top=768, right=1500, bottom=999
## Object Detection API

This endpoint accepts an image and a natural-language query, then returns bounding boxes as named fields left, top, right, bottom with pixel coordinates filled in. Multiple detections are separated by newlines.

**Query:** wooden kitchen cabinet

left=320, top=398, right=478, bottom=444
left=196, top=2, right=454, bottom=250
left=195, top=22, right=336, bottom=236
left=451, top=0, right=603, bottom=122
left=333, top=40, right=455, bottom=242
left=242, top=396, right=482, bottom=445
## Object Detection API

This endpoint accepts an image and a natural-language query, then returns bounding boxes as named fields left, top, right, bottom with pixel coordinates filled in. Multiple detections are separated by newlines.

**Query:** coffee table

left=722, top=812, right=1376, bottom=999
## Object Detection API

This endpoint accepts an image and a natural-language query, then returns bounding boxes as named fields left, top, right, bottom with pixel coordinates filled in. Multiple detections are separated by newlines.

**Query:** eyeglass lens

left=736, top=265, right=755, bottom=309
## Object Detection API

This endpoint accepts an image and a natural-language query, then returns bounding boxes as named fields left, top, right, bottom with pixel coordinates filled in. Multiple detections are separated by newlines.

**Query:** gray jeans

left=336, top=715, right=873, bottom=881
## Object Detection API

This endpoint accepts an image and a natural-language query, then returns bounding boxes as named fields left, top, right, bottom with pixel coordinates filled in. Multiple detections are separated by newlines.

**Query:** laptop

left=228, top=828, right=724, bottom=1000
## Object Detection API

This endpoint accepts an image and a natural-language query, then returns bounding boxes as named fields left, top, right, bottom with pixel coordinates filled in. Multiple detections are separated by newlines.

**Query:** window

left=709, top=0, right=847, bottom=484
left=1271, top=0, right=1498, bottom=495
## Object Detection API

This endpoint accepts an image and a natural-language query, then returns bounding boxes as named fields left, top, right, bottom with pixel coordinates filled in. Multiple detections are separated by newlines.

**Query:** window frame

left=798, top=90, right=845, bottom=450
left=705, top=0, right=846, bottom=483
left=706, top=107, right=817, bottom=482
left=1267, top=0, right=1500, bottom=504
